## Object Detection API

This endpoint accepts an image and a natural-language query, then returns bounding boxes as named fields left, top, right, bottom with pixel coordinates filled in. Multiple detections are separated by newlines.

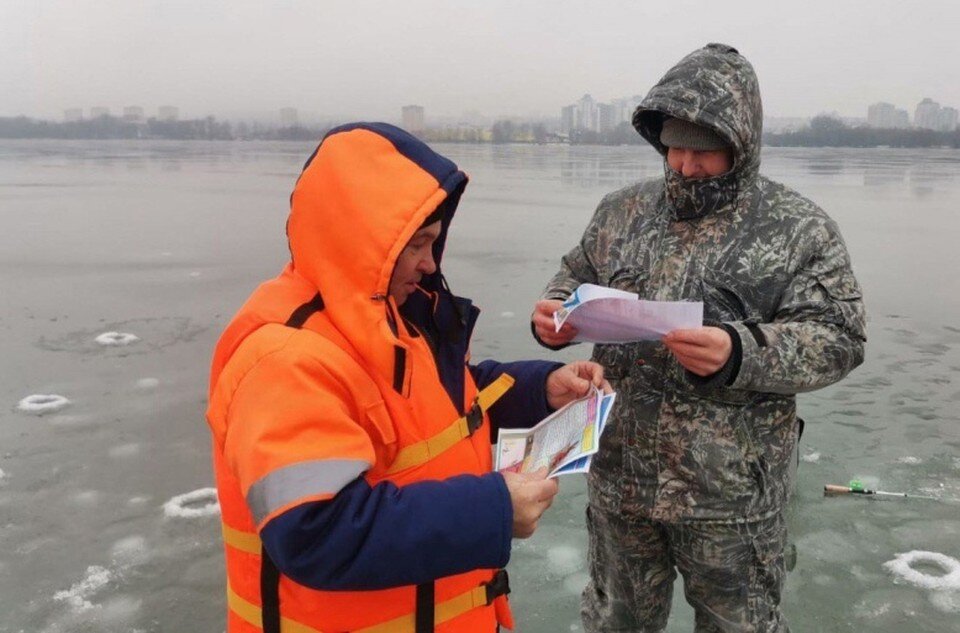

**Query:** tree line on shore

left=2, top=113, right=959, bottom=148
left=764, top=115, right=960, bottom=148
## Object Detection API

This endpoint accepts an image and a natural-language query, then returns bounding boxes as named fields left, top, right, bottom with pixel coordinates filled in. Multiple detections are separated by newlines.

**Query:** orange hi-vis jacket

left=206, top=124, right=520, bottom=633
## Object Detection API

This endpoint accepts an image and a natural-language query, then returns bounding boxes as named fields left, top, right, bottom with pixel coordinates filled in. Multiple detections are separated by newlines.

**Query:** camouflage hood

left=633, top=43, right=763, bottom=219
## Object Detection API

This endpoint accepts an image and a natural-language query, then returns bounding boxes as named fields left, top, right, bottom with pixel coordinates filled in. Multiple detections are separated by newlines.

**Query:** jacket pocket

left=363, top=399, right=397, bottom=446
left=697, top=275, right=750, bottom=323
left=603, top=265, right=648, bottom=295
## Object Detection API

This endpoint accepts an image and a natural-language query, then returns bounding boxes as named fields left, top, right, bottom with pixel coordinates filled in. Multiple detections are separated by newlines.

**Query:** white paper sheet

left=554, top=283, right=703, bottom=344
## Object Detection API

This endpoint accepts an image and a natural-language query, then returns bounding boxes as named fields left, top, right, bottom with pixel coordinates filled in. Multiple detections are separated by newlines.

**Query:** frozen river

left=1, top=139, right=959, bottom=632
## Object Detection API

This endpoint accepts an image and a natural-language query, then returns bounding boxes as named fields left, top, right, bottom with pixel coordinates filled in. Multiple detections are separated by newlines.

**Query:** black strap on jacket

left=484, top=569, right=511, bottom=605
left=285, top=292, right=325, bottom=328
left=415, top=581, right=435, bottom=632
left=260, top=546, right=282, bottom=633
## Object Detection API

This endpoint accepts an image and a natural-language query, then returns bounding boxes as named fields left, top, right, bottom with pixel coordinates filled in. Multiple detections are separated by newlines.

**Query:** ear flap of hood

left=633, top=43, right=764, bottom=179
left=286, top=123, right=467, bottom=388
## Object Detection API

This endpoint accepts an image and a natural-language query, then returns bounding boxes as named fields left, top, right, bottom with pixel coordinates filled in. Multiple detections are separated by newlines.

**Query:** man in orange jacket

left=206, top=122, right=608, bottom=633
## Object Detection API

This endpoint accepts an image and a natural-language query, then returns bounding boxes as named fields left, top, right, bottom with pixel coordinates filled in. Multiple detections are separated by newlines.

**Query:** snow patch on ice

left=562, top=571, right=590, bottom=596
left=95, top=331, right=139, bottom=346
left=884, top=551, right=960, bottom=590
left=0, top=468, right=7, bottom=481
left=53, top=565, right=113, bottom=612
left=163, top=487, right=220, bottom=518
left=854, top=601, right=891, bottom=619
left=111, top=536, right=148, bottom=566
left=108, top=443, right=140, bottom=459
left=500, top=311, right=515, bottom=318
left=801, top=451, right=821, bottom=463
left=547, top=545, right=582, bottom=576
left=897, top=456, right=922, bottom=465
left=189, top=271, right=201, bottom=278
left=135, top=377, right=160, bottom=390
left=127, top=496, right=149, bottom=507
left=17, top=394, right=70, bottom=414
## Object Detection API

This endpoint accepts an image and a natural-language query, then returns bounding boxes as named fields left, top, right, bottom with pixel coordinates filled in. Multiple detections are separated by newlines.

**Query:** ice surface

left=73, top=490, right=100, bottom=506
left=98, top=595, right=143, bottom=623
left=162, top=487, right=220, bottom=518
left=17, top=394, right=70, bottom=414
left=853, top=600, right=891, bottom=619
left=5, top=142, right=960, bottom=633
left=796, top=529, right=860, bottom=563
left=500, top=311, right=515, bottom=318
left=94, top=331, right=139, bottom=346
left=883, top=551, right=960, bottom=590
left=929, top=590, right=960, bottom=613
left=110, top=536, right=148, bottom=566
left=562, top=571, right=590, bottom=596
left=108, top=443, right=141, bottom=459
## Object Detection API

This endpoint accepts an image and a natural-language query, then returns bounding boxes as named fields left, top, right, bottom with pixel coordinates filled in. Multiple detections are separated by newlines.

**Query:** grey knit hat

left=660, top=117, right=729, bottom=151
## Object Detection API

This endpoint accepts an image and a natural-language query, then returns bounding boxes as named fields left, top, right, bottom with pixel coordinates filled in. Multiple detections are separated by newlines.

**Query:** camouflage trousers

left=581, top=504, right=789, bottom=633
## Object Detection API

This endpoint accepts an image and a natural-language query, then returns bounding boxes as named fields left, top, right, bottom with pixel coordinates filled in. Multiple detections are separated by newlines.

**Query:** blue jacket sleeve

left=260, top=472, right=512, bottom=591
left=470, top=359, right=562, bottom=431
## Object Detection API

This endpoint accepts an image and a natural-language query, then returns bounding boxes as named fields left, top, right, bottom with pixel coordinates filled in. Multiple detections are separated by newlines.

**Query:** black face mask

left=663, top=162, right=739, bottom=221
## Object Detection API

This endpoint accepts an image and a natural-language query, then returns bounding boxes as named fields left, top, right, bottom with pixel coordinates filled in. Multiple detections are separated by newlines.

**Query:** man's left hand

left=662, top=326, right=732, bottom=377
left=546, top=361, right=611, bottom=410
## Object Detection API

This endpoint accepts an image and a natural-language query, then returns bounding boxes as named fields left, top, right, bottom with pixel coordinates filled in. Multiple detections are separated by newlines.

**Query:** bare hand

left=532, top=299, right=577, bottom=347
left=501, top=468, right=560, bottom=538
left=662, top=326, right=732, bottom=376
left=546, top=360, right=612, bottom=409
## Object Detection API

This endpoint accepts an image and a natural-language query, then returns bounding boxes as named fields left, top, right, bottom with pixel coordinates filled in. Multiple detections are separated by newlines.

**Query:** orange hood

left=286, top=123, right=468, bottom=387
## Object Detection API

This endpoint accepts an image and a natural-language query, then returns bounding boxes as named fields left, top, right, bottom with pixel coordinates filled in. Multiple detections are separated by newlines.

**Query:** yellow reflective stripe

left=228, top=581, right=490, bottom=633
left=222, top=523, right=261, bottom=555
left=227, top=583, right=321, bottom=633
left=386, top=417, right=469, bottom=474
left=355, top=585, right=489, bottom=633
left=436, top=585, right=489, bottom=627
left=386, top=373, right=515, bottom=475
left=476, top=373, right=514, bottom=411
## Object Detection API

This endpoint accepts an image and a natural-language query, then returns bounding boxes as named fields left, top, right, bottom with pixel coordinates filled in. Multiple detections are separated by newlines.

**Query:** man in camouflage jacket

left=532, top=44, right=866, bottom=632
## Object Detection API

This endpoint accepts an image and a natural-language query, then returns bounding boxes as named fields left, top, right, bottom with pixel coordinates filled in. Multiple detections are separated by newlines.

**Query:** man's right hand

left=501, top=468, right=560, bottom=538
left=532, top=299, right=578, bottom=347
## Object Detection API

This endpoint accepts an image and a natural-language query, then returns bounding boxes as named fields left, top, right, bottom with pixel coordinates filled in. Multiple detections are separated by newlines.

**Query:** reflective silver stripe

left=246, top=458, right=369, bottom=525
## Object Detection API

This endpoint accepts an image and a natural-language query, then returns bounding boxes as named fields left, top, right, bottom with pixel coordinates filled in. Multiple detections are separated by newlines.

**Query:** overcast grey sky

left=2, top=0, right=957, bottom=123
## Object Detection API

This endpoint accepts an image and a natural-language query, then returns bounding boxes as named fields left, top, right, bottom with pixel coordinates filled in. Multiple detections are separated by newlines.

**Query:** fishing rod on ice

left=823, top=479, right=953, bottom=502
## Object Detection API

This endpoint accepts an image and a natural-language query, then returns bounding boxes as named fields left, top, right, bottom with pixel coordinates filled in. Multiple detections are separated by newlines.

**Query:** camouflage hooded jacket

left=540, top=44, right=866, bottom=522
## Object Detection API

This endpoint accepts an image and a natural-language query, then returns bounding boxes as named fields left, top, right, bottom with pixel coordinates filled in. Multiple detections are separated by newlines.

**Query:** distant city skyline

left=44, top=92, right=960, bottom=137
